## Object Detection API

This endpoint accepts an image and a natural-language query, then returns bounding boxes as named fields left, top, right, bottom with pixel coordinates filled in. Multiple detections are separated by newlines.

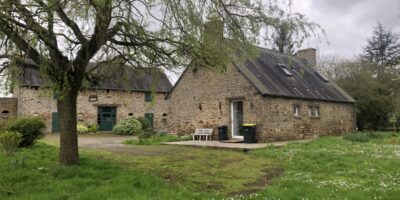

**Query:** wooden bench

left=191, top=129, right=213, bottom=141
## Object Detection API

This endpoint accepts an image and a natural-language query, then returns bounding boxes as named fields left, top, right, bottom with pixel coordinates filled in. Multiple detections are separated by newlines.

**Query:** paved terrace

left=166, top=139, right=312, bottom=151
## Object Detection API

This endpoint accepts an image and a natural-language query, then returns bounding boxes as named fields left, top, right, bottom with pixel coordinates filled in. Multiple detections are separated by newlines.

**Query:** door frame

left=144, top=113, right=154, bottom=128
left=231, top=100, right=244, bottom=139
left=97, top=107, right=117, bottom=131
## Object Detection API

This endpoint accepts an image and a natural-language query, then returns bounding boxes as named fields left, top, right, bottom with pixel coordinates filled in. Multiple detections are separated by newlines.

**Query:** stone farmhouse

left=166, top=47, right=356, bottom=142
left=4, top=66, right=172, bottom=132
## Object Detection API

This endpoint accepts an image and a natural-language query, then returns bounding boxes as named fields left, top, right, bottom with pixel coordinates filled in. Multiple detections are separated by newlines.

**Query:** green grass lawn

left=1, top=133, right=400, bottom=199
left=250, top=134, right=400, bottom=200
left=0, top=143, right=218, bottom=200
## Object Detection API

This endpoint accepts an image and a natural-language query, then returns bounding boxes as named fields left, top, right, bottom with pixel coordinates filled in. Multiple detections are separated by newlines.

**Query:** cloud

left=291, top=0, right=400, bottom=59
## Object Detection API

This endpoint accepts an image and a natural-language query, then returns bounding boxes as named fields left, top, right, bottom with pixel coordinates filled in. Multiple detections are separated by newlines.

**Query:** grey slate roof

left=20, top=65, right=173, bottom=93
left=235, top=48, right=355, bottom=103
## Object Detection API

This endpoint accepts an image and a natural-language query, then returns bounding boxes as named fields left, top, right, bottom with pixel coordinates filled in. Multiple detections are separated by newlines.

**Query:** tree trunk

left=57, top=88, right=80, bottom=165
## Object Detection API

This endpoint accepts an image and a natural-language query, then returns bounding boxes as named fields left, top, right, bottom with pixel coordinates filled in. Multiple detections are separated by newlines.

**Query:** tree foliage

left=0, top=0, right=319, bottom=165
left=335, top=62, right=394, bottom=130
left=270, top=1, right=321, bottom=55
left=317, top=56, right=397, bottom=130
left=361, top=23, right=400, bottom=79
left=272, top=20, right=296, bottom=55
left=317, top=23, right=400, bottom=131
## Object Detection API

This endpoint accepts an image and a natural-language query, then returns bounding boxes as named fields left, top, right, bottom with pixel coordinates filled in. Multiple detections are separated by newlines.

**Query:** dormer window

left=278, top=64, right=293, bottom=76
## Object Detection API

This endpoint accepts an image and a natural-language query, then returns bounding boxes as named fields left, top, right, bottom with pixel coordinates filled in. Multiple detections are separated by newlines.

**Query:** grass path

left=85, top=145, right=279, bottom=195
left=41, top=134, right=279, bottom=196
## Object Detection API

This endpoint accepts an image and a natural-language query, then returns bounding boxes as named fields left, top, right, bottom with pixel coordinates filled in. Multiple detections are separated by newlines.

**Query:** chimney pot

left=203, top=20, right=224, bottom=45
left=295, top=48, right=317, bottom=67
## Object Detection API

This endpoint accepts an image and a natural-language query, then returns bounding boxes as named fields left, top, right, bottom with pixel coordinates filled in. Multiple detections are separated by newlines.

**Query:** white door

left=231, top=101, right=244, bottom=139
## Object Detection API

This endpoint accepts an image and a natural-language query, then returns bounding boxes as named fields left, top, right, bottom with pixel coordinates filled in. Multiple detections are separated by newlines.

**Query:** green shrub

left=343, top=132, right=370, bottom=143
left=366, top=132, right=392, bottom=139
left=87, top=124, right=98, bottom=133
left=113, top=117, right=142, bottom=135
left=77, top=124, right=90, bottom=134
left=6, top=117, right=46, bottom=147
left=159, top=131, right=168, bottom=137
left=0, top=131, right=23, bottom=156
left=137, top=117, right=152, bottom=130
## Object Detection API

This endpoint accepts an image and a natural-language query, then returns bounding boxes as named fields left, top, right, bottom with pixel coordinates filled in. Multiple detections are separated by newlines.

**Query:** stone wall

left=13, top=87, right=169, bottom=132
left=0, top=98, right=18, bottom=127
left=167, top=65, right=355, bottom=141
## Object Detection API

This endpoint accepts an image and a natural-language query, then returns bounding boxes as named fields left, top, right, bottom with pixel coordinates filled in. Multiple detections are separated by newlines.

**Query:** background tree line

left=317, top=23, right=400, bottom=131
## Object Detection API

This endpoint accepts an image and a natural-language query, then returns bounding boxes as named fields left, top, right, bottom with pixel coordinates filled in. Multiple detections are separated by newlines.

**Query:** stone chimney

left=295, top=48, right=317, bottom=67
left=203, top=20, right=224, bottom=46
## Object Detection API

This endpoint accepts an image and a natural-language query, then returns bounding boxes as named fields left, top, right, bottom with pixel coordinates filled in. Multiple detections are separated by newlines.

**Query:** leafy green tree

left=0, top=0, right=318, bottom=165
left=361, top=23, right=400, bottom=80
left=360, top=23, right=400, bottom=128
left=336, top=62, right=395, bottom=130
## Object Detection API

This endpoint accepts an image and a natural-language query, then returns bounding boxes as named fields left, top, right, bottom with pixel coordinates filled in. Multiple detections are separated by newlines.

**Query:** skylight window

left=278, top=64, right=293, bottom=76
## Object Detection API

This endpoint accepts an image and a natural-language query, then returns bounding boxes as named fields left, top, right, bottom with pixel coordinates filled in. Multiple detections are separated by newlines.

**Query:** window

left=77, top=113, right=84, bottom=122
left=89, top=95, right=98, bottom=102
left=1, top=110, right=9, bottom=119
left=293, top=105, right=300, bottom=117
left=278, top=64, right=294, bottom=76
left=315, top=107, right=320, bottom=117
left=145, top=92, right=153, bottom=102
left=309, top=106, right=320, bottom=118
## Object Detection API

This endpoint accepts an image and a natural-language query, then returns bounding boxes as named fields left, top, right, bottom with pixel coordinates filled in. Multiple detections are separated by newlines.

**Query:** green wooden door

left=51, top=112, right=60, bottom=133
left=144, top=113, right=154, bottom=128
left=98, top=107, right=117, bottom=131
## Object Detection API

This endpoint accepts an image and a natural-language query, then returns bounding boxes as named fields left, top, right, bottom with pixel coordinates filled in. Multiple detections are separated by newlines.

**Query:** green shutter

left=51, top=112, right=60, bottom=133
left=145, top=92, right=153, bottom=102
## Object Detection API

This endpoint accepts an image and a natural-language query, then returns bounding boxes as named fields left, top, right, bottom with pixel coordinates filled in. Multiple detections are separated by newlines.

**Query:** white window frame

left=314, top=106, right=320, bottom=117
left=293, top=105, right=300, bottom=117
left=309, top=106, right=320, bottom=118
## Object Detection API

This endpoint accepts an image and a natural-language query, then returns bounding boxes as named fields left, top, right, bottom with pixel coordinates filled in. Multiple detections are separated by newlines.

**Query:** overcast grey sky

left=291, top=0, right=400, bottom=59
